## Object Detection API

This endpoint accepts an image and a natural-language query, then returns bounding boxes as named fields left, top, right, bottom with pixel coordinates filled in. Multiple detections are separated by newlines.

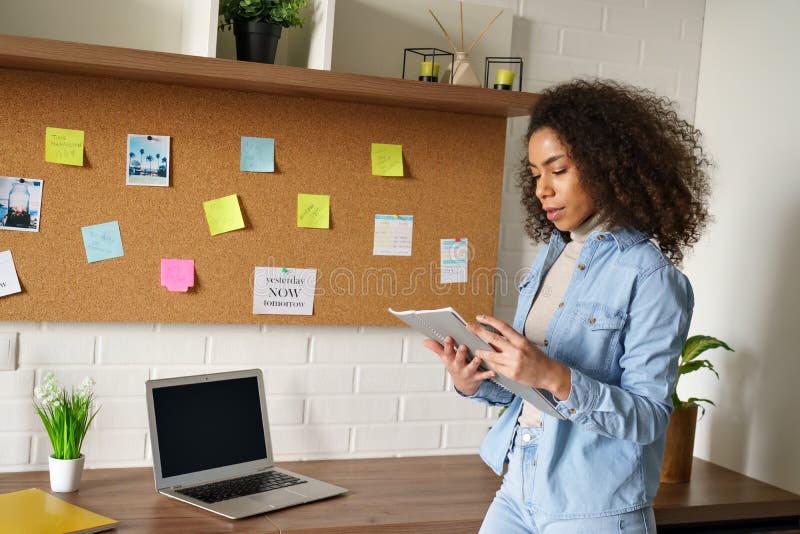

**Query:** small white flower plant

left=33, top=373, right=100, bottom=460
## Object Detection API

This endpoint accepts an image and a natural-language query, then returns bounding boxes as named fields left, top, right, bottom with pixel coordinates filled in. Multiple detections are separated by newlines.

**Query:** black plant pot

left=233, top=21, right=283, bottom=64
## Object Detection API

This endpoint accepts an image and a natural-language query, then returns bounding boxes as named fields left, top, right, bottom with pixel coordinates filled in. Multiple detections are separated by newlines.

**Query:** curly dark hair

left=518, top=79, right=711, bottom=265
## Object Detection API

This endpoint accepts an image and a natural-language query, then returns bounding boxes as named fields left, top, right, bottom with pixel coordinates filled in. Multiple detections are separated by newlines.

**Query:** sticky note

left=161, top=259, right=195, bottom=292
left=203, top=194, right=245, bottom=236
left=45, top=127, right=84, bottom=166
left=253, top=267, right=317, bottom=315
left=373, top=214, right=413, bottom=256
left=0, top=250, right=22, bottom=297
left=441, top=238, right=468, bottom=284
left=297, top=194, right=330, bottom=229
left=371, top=143, right=404, bottom=177
left=241, top=136, right=275, bottom=172
left=81, top=221, right=124, bottom=263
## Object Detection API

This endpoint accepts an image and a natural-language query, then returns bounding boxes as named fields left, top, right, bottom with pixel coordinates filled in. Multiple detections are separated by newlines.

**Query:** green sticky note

left=45, top=127, right=84, bottom=166
left=371, top=143, right=404, bottom=177
left=297, top=193, right=330, bottom=229
left=203, top=194, right=245, bottom=235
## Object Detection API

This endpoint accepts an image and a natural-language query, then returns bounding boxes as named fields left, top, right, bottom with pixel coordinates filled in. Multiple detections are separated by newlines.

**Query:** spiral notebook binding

left=415, top=312, right=512, bottom=394
left=415, top=315, right=445, bottom=344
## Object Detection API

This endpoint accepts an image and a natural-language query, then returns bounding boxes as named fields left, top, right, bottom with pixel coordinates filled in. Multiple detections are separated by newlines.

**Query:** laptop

left=145, top=369, right=347, bottom=519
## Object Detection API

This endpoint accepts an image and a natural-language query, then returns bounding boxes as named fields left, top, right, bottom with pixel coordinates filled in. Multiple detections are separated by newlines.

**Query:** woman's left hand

left=467, top=315, right=571, bottom=399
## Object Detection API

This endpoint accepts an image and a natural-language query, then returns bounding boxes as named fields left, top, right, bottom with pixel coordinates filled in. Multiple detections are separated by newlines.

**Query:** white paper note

left=373, top=214, right=413, bottom=256
left=253, top=267, right=317, bottom=315
left=440, top=238, right=468, bottom=284
left=0, top=250, right=22, bottom=297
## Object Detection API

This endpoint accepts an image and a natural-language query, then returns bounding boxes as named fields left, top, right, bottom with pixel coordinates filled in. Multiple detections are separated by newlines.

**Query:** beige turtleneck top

left=517, top=212, right=605, bottom=427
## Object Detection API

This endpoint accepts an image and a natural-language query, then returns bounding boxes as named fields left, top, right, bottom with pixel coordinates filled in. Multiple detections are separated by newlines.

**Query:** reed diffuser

left=429, top=2, right=503, bottom=86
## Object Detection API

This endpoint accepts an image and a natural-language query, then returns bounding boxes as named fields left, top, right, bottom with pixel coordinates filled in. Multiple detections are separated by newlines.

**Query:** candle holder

left=402, top=48, right=454, bottom=83
left=484, top=56, right=523, bottom=91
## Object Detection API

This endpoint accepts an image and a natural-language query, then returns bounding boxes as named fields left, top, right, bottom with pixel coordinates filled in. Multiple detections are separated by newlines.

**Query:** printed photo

left=127, top=134, right=170, bottom=187
left=0, top=176, right=43, bottom=232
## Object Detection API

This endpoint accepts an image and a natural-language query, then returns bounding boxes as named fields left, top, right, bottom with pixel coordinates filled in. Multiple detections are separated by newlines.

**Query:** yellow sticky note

left=297, top=193, right=330, bottom=229
left=371, top=143, right=404, bottom=177
left=45, top=127, right=85, bottom=166
left=203, top=194, right=245, bottom=236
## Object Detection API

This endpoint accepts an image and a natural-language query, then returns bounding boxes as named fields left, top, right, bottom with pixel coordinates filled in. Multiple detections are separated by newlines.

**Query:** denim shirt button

left=558, top=302, right=564, bottom=308
left=543, top=339, right=549, bottom=346
left=568, top=408, right=576, bottom=415
left=578, top=263, right=586, bottom=270
left=597, top=234, right=605, bottom=241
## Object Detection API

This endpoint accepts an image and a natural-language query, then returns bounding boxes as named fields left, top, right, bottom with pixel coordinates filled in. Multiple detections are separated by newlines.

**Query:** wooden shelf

left=0, top=34, right=539, bottom=117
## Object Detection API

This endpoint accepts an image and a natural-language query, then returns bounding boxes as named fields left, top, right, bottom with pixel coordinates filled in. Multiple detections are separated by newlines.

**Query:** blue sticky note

left=241, top=136, right=275, bottom=172
left=81, top=221, right=124, bottom=263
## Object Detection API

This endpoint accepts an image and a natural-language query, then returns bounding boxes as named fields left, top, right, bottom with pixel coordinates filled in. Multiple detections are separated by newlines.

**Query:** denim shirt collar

left=549, top=226, right=650, bottom=252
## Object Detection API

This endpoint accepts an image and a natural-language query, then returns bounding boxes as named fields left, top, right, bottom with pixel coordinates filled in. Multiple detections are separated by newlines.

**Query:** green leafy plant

left=219, top=0, right=309, bottom=30
left=33, top=373, right=99, bottom=460
left=672, top=335, right=734, bottom=416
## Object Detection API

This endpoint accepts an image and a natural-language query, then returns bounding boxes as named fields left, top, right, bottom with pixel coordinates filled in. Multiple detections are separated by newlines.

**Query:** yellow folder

left=0, top=488, right=117, bottom=534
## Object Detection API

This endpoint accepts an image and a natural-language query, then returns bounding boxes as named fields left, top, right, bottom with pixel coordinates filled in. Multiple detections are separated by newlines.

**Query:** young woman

left=424, top=79, right=710, bottom=533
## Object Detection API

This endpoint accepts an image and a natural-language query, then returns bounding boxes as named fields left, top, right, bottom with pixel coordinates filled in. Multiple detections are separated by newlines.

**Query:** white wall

left=181, top=0, right=219, bottom=57
left=0, top=0, right=187, bottom=54
left=0, top=1, right=709, bottom=472
left=681, top=0, right=800, bottom=494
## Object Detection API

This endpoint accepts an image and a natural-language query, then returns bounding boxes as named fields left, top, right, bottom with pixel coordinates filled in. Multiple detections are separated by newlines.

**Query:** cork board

left=0, top=68, right=505, bottom=325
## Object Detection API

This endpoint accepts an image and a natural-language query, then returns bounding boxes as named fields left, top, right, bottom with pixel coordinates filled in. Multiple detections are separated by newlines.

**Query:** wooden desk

left=1, top=456, right=798, bottom=533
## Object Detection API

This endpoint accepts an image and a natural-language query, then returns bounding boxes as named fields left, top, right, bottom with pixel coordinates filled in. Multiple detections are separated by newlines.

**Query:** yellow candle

left=420, top=61, right=440, bottom=77
left=495, top=68, right=515, bottom=86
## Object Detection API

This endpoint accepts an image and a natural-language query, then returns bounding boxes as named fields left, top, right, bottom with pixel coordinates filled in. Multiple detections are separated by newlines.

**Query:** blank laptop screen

left=152, top=376, right=268, bottom=478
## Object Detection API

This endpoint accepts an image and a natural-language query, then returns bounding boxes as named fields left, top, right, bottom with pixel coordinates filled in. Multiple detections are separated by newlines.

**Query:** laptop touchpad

left=248, top=489, right=302, bottom=508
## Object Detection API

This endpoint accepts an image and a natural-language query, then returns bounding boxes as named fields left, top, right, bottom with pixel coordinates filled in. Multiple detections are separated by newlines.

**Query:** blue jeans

left=479, top=425, right=657, bottom=534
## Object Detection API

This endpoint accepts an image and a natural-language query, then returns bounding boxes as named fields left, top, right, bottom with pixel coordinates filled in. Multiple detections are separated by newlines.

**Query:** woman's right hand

left=423, top=336, right=495, bottom=396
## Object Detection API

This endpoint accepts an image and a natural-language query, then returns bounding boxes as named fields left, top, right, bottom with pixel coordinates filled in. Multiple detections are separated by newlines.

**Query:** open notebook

left=390, top=307, right=565, bottom=420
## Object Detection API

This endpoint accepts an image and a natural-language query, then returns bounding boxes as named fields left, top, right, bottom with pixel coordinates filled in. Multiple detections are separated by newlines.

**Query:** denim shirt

left=466, top=226, right=694, bottom=518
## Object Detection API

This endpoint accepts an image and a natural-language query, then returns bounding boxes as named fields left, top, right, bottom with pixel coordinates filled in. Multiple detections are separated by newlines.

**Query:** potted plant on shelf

left=661, top=335, right=734, bottom=483
left=219, top=0, right=309, bottom=64
left=33, top=372, right=99, bottom=492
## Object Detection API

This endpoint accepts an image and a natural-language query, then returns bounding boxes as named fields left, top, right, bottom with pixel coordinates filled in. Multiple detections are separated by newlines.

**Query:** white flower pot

left=49, top=454, right=85, bottom=492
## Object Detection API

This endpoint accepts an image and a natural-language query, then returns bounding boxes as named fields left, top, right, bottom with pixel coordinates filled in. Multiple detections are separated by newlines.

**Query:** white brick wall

left=401, top=394, right=487, bottom=422
left=0, top=0, right=706, bottom=472
left=0, top=434, right=30, bottom=465
left=307, top=396, right=398, bottom=424
left=353, top=424, right=441, bottom=453
left=0, top=369, right=34, bottom=397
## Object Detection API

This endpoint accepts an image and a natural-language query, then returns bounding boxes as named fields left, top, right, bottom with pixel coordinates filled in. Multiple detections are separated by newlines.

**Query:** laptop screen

left=152, top=376, right=268, bottom=478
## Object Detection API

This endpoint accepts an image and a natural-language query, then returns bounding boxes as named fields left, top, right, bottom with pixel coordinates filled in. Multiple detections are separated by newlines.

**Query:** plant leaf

left=681, top=335, right=734, bottom=364
left=679, top=358, right=719, bottom=379
left=683, top=397, right=715, bottom=418
left=684, top=397, right=716, bottom=407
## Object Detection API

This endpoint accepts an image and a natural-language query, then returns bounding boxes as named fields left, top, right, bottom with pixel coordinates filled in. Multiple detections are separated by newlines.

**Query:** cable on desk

left=263, top=513, right=282, bottom=533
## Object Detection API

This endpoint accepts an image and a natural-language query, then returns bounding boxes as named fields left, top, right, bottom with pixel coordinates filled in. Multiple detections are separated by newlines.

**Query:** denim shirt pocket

left=555, top=302, right=627, bottom=374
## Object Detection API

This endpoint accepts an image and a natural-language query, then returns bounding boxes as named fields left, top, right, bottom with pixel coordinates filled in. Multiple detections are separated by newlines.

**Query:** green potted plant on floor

left=219, top=0, right=309, bottom=64
left=661, top=335, right=734, bottom=483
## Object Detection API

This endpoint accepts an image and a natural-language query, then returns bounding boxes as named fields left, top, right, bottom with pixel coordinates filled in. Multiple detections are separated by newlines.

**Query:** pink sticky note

left=161, top=259, right=195, bottom=292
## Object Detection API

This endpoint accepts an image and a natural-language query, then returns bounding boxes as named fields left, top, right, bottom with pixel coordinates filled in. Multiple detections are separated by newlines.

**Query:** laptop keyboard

left=177, top=470, right=307, bottom=504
